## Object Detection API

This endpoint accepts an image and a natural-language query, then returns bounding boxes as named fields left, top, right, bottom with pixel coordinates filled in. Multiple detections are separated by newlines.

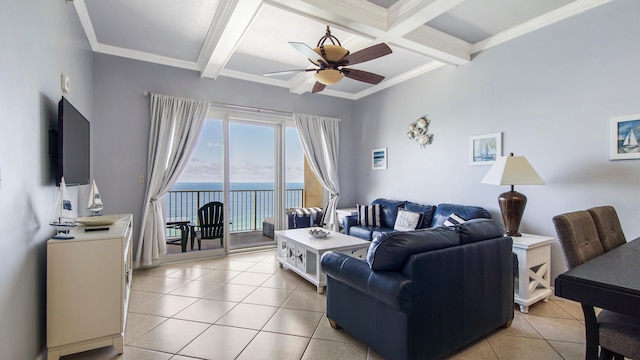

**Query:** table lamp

left=481, top=153, right=545, bottom=236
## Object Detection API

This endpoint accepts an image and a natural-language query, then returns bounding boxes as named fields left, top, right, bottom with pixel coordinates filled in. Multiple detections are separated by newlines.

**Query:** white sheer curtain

left=136, top=93, right=209, bottom=267
left=293, top=113, right=341, bottom=231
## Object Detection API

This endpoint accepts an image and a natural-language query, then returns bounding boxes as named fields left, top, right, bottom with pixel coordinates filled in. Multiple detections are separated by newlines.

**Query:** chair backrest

left=587, top=206, right=626, bottom=252
left=198, top=201, right=224, bottom=239
left=552, top=210, right=604, bottom=269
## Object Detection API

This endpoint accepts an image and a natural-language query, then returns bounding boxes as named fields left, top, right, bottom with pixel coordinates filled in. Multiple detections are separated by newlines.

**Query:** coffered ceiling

left=73, top=0, right=610, bottom=100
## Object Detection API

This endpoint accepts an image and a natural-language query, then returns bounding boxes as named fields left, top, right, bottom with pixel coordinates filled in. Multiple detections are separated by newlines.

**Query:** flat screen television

left=49, top=96, right=90, bottom=186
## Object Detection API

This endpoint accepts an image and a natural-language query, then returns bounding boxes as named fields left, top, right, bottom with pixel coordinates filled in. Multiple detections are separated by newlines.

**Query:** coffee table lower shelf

left=275, top=228, right=370, bottom=293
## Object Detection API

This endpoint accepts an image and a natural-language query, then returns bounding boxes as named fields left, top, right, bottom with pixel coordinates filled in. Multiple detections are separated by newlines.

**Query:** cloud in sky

left=177, top=119, right=305, bottom=183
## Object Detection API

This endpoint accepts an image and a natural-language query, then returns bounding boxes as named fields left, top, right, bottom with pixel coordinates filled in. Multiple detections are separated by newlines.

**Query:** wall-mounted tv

left=49, top=96, right=90, bottom=186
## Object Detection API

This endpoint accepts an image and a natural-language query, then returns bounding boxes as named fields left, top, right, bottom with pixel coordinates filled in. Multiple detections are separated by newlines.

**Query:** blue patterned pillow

left=357, top=204, right=381, bottom=227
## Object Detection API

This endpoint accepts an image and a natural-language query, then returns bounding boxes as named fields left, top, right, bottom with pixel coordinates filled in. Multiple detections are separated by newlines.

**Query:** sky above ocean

left=178, top=119, right=304, bottom=183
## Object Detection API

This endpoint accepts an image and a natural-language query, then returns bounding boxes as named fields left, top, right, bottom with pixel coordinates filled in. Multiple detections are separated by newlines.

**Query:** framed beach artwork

left=469, top=132, right=502, bottom=166
left=610, top=114, right=640, bottom=160
left=372, top=148, right=387, bottom=170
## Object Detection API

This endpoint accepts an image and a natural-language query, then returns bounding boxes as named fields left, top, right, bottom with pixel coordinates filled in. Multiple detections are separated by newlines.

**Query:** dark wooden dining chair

left=553, top=210, right=640, bottom=360
left=191, top=201, right=224, bottom=250
left=586, top=206, right=627, bottom=252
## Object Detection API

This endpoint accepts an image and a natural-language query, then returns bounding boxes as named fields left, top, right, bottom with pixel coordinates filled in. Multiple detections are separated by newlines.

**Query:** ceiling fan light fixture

left=314, top=69, right=344, bottom=85
left=313, top=44, right=348, bottom=63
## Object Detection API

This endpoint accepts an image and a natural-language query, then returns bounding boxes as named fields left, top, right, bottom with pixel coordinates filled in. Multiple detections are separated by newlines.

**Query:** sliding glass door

left=164, top=108, right=304, bottom=260
left=228, top=120, right=277, bottom=250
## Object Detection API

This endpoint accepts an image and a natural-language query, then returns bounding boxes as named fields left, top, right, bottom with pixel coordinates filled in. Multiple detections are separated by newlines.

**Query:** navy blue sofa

left=321, top=219, right=514, bottom=360
left=344, top=198, right=491, bottom=240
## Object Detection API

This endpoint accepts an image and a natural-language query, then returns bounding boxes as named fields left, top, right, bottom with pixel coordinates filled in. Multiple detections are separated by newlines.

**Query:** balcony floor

left=166, top=230, right=275, bottom=255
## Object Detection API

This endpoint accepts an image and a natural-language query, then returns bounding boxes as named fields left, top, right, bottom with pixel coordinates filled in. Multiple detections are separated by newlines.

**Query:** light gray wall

left=3, top=2, right=637, bottom=357
left=92, top=54, right=357, bottom=255
left=353, top=0, right=640, bottom=279
left=0, top=1, right=93, bottom=359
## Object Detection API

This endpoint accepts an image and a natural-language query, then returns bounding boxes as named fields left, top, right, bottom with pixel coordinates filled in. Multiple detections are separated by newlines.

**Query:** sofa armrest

left=321, top=251, right=412, bottom=312
left=343, top=214, right=358, bottom=235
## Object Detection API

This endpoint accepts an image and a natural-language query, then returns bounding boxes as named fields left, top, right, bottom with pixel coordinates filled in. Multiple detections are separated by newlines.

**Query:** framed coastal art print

left=372, top=148, right=387, bottom=170
left=610, top=114, right=640, bottom=160
left=469, top=132, right=502, bottom=166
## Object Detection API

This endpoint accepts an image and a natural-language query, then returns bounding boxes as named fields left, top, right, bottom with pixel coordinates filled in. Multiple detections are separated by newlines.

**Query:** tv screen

left=50, top=97, right=90, bottom=186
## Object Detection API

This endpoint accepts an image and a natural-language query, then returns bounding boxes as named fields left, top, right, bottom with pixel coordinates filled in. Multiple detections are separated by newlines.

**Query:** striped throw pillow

left=294, top=207, right=323, bottom=216
left=357, top=204, right=381, bottom=227
left=443, top=213, right=467, bottom=227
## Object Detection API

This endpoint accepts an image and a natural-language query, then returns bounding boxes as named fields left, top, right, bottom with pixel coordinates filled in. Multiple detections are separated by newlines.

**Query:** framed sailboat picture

left=610, top=114, right=640, bottom=160
left=469, top=132, right=502, bottom=166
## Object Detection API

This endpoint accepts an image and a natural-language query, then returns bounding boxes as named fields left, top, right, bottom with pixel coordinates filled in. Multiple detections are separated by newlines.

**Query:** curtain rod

left=143, top=91, right=293, bottom=117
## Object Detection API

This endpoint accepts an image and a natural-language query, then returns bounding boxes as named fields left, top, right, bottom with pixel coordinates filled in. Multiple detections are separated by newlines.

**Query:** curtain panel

left=293, top=113, right=341, bottom=231
left=136, top=93, right=209, bottom=267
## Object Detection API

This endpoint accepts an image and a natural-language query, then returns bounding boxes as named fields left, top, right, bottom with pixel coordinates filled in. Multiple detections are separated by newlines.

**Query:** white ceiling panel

left=74, top=0, right=609, bottom=99
left=85, top=0, right=219, bottom=61
left=427, top=0, right=578, bottom=43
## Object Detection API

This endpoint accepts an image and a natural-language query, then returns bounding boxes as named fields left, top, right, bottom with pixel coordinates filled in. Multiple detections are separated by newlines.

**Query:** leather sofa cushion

left=431, top=203, right=491, bottom=227
left=455, top=218, right=505, bottom=244
left=371, top=198, right=406, bottom=228
left=367, top=227, right=460, bottom=270
left=350, top=226, right=395, bottom=241
left=321, top=252, right=413, bottom=312
left=404, top=202, right=436, bottom=229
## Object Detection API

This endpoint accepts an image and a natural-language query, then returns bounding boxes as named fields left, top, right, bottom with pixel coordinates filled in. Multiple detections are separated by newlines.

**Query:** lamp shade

left=481, top=154, right=545, bottom=186
left=481, top=153, right=544, bottom=237
left=314, top=69, right=344, bottom=85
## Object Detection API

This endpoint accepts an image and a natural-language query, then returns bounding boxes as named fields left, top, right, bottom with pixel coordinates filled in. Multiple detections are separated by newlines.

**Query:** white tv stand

left=46, top=214, right=133, bottom=360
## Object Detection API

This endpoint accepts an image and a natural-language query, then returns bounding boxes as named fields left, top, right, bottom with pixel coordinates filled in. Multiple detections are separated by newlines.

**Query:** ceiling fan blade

left=263, top=69, right=316, bottom=77
left=340, top=43, right=392, bottom=66
left=312, top=82, right=326, bottom=93
left=342, top=68, right=385, bottom=84
left=289, top=42, right=325, bottom=65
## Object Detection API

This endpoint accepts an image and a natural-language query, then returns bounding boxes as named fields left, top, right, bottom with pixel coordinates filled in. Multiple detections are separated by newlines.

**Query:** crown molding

left=471, top=0, right=613, bottom=53
left=93, top=43, right=200, bottom=71
left=72, top=0, right=98, bottom=49
left=353, top=60, right=445, bottom=99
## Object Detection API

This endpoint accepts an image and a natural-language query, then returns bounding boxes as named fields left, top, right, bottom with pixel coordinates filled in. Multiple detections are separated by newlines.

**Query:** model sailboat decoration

left=49, top=177, right=77, bottom=239
left=87, top=179, right=104, bottom=216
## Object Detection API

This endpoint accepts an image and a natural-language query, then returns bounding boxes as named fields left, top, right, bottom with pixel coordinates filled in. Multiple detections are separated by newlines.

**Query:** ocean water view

left=167, top=182, right=304, bottom=232
left=172, top=182, right=304, bottom=191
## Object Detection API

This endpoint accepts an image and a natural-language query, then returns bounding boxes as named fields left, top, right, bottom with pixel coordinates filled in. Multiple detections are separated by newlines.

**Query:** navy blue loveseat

left=321, top=219, right=514, bottom=360
left=344, top=198, right=491, bottom=240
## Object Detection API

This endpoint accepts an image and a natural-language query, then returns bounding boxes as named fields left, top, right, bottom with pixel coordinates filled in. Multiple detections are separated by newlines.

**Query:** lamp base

left=498, top=190, right=528, bottom=237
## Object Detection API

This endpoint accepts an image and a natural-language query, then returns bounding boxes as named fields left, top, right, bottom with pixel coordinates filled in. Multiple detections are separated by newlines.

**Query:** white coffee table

left=275, top=227, right=371, bottom=293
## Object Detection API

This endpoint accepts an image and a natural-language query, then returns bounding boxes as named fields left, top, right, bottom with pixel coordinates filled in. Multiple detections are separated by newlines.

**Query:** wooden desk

left=555, top=238, right=640, bottom=360
left=166, top=217, right=192, bottom=252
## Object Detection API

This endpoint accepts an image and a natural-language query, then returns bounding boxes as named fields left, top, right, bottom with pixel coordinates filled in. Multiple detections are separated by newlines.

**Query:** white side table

left=512, top=233, right=554, bottom=313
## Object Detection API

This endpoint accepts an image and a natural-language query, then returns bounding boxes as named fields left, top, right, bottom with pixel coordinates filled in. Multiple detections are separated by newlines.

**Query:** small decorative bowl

left=309, top=229, right=330, bottom=239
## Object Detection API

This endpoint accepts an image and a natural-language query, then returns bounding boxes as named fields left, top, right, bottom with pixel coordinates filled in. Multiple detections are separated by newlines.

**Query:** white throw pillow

left=394, top=209, right=422, bottom=231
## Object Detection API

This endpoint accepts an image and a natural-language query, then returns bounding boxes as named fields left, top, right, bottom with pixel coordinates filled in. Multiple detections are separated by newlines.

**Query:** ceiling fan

left=263, top=26, right=392, bottom=93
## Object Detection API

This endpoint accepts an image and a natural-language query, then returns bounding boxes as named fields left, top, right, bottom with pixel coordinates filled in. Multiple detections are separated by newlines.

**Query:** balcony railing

left=165, top=188, right=304, bottom=236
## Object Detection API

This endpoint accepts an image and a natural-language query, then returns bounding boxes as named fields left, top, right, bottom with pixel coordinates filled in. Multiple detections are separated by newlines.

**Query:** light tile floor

left=59, top=249, right=594, bottom=360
